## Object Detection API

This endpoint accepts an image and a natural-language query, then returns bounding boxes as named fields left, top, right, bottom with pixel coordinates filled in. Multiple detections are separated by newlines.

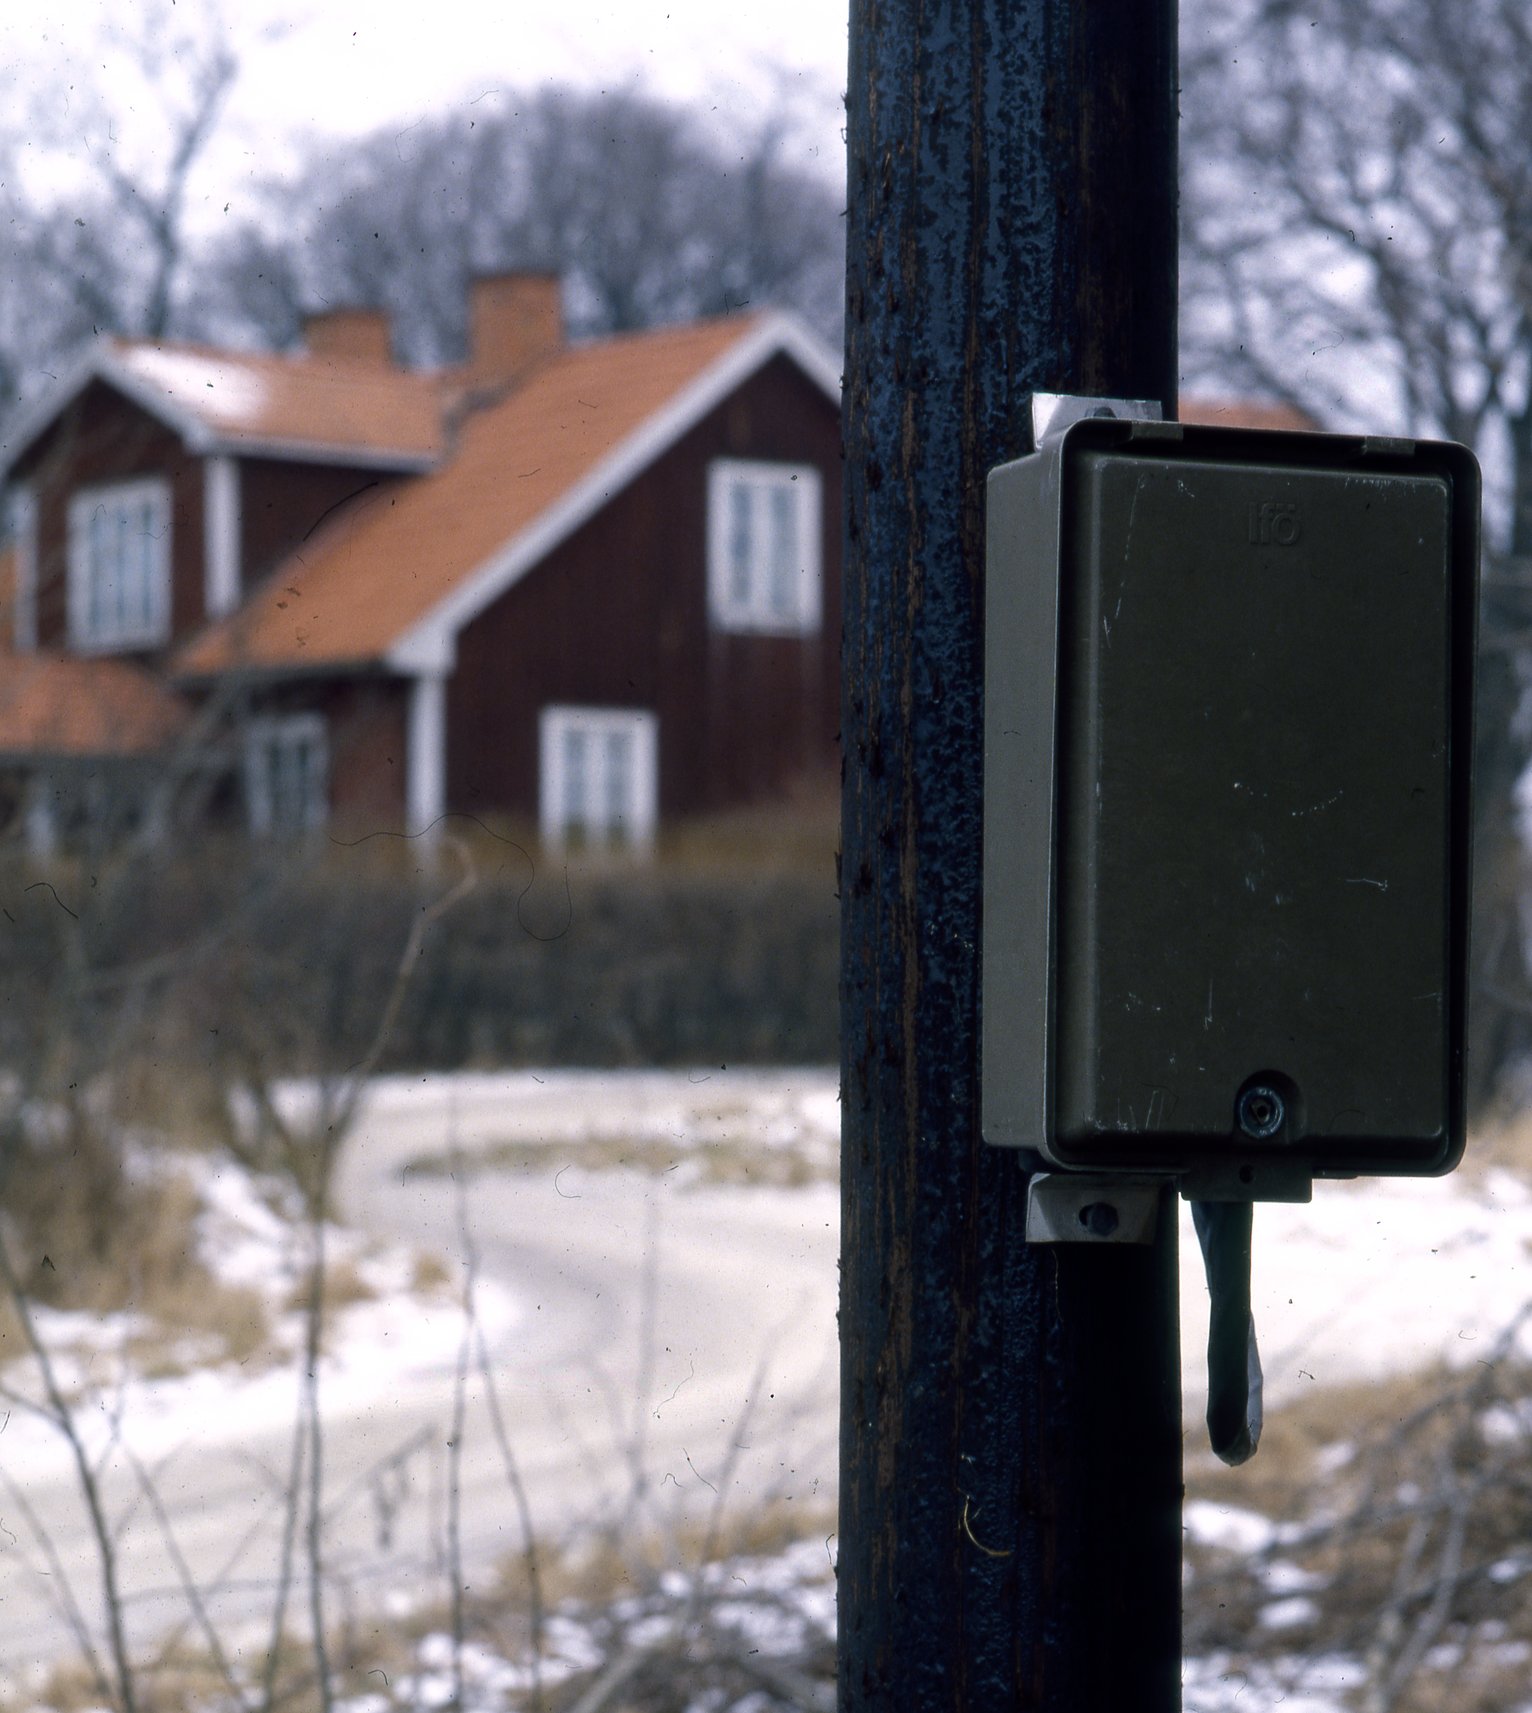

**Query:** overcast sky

left=4, top=2, right=848, bottom=204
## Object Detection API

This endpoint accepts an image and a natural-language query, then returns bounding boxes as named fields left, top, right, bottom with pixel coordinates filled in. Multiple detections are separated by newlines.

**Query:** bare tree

left=0, top=41, right=840, bottom=416
left=187, top=80, right=845, bottom=361
left=0, top=0, right=245, bottom=414
left=92, top=6, right=240, bottom=341
left=1181, top=0, right=1532, bottom=1115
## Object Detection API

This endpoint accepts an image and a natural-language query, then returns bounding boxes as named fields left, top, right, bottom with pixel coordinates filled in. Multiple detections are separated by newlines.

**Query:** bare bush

left=1187, top=1309, right=1532, bottom=1710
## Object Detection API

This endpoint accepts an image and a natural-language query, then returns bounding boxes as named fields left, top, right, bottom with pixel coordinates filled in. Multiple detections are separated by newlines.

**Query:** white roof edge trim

left=384, top=312, right=842, bottom=673
left=97, top=350, right=228, bottom=452
left=762, top=309, right=843, bottom=406
left=390, top=629, right=458, bottom=675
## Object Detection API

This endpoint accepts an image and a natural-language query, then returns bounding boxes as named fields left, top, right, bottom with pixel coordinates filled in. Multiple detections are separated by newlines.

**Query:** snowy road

left=0, top=1070, right=840, bottom=1679
left=336, top=1068, right=844, bottom=1541
left=4, top=1065, right=1532, bottom=1680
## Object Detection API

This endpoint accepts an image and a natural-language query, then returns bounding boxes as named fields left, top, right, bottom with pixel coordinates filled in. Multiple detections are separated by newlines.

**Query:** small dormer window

left=66, top=478, right=172, bottom=651
left=706, top=460, right=822, bottom=634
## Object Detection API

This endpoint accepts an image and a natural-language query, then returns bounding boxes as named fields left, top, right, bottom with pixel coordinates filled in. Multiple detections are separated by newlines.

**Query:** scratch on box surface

left=1292, top=789, right=1343, bottom=818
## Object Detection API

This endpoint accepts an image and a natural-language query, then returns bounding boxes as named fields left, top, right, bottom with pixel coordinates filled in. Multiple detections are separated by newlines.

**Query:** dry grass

left=345, top=1499, right=840, bottom=1713
left=654, top=773, right=839, bottom=877
left=496, top=1496, right=840, bottom=1614
left=281, top=1249, right=378, bottom=1319
left=1187, top=1331, right=1532, bottom=1709
left=0, top=1656, right=109, bottom=1713
left=125, top=1269, right=272, bottom=1377
left=410, top=1247, right=455, bottom=1293
left=1186, top=1364, right=1462, bottom=1523
left=0, top=1134, right=274, bottom=1376
left=322, top=773, right=838, bottom=886
left=0, top=1633, right=333, bottom=1713
left=0, top=1502, right=840, bottom=1713
left=1183, top=1131, right=1532, bottom=1703
left=1462, top=1107, right=1532, bottom=1179
left=100, top=1041, right=242, bottom=1159
left=401, top=1128, right=835, bottom=1189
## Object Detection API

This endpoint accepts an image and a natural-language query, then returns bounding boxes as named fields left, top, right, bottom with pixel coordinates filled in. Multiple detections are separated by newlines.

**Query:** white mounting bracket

left=1025, top=1173, right=1166, bottom=1245
left=1029, top=391, right=1163, bottom=445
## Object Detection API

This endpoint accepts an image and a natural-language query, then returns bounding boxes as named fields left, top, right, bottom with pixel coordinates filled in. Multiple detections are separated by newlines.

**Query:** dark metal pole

left=839, top=4, right=1181, bottom=1708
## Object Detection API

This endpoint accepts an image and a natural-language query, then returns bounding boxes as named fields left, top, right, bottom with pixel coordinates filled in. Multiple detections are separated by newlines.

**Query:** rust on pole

left=839, top=2, right=1182, bottom=1706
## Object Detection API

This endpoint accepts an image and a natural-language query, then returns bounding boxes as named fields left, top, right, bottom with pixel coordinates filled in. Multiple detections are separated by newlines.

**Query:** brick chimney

left=467, top=273, right=563, bottom=389
left=304, top=305, right=393, bottom=366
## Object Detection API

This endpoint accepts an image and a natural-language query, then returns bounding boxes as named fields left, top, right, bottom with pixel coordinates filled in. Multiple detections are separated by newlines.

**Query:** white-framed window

left=706, top=458, right=822, bottom=634
left=539, top=705, right=658, bottom=853
left=244, top=713, right=328, bottom=837
left=66, top=477, right=172, bottom=651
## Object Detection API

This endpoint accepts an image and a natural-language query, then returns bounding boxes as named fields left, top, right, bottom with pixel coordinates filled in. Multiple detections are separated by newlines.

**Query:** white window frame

left=539, top=705, right=658, bottom=854
left=66, top=476, right=173, bottom=652
left=706, top=458, right=822, bottom=635
left=244, top=713, right=329, bottom=838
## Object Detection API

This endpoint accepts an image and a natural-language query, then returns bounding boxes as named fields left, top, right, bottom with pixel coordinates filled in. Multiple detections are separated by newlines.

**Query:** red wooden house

left=0, top=275, right=843, bottom=855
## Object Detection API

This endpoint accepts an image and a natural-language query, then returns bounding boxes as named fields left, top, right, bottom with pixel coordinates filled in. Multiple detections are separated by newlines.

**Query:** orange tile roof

left=177, top=313, right=769, bottom=675
left=1180, top=397, right=1323, bottom=433
left=109, top=340, right=448, bottom=465
left=0, top=655, right=188, bottom=757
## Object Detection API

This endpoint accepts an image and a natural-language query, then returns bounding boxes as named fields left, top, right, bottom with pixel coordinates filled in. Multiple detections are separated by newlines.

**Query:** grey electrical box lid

left=981, top=417, right=1478, bottom=1200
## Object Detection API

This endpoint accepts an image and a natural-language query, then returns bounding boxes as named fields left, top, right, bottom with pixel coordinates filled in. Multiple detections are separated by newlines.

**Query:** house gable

left=3, top=339, right=445, bottom=479
left=445, top=348, right=843, bottom=821
left=7, top=362, right=425, bottom=661
left=15, top=379, right=206, bottom=655
left=388, top=314, right=839, bottom=675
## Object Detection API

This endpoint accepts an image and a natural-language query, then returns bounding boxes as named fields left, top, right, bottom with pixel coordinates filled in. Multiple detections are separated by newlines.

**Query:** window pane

left=270, top=740, right=290, bottom=828
left=90, top=510, right=109, bottom=637
left=86, top=513, right=103, bottom=644
left=604, top=729, right=632, bottom=830
left=71, top=486, right=171, bottom=648
left=767, top=484, right=798, bottom=618
left=117, top=509, right=134, bottom=636
left=301, top=737, right=324, bottom=828
left=128, top=502, right=150, bottom=632
left=112, top=507, right=129, bottom=634
left=140, top=499, right=159, bottom=630
left=562, top=728, right=587, bottom=829
left=93, top=511, right=109, bottom=637
left=542, top=710, right=656, bottom=852
left=247, top=723, right=326, bottom=836
left=728, top=481, right=754, bottom=606
left=284, top=742, right=302, bottom=829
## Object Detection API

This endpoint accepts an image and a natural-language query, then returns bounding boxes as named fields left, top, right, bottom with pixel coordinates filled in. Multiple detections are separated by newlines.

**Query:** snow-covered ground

left=2, top=1151, right=520, bottom=1477
left=1193, top=1164, right=1532, bottom=1408
left=346, top=1066, right=1532, bottom=1412
left=5, top=1066, right=1532, bottom=1708
left=0, top=1070, right=844, bottom=1685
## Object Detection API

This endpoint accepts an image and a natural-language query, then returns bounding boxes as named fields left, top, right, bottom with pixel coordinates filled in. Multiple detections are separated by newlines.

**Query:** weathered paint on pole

left=839, top=3, right=1182, bottom=1706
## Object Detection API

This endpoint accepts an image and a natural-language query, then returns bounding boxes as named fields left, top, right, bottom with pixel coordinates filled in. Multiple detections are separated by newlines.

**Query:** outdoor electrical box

left=982, top=408, right=1480, bottom=1201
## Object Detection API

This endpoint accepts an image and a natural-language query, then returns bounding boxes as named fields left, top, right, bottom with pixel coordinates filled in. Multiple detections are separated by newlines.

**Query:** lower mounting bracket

left=1025, top=1173, right=1164, bottom=1245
